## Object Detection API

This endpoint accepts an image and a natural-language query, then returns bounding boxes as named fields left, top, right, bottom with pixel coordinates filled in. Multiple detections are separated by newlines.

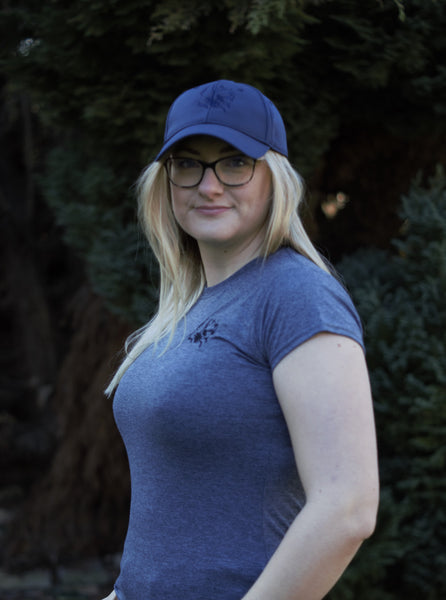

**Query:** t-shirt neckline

left=201, top=254, right=266, bottom=299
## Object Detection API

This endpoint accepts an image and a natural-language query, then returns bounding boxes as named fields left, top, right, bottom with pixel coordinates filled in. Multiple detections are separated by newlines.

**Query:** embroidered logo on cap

left=198, top=83, right=239, bottom=112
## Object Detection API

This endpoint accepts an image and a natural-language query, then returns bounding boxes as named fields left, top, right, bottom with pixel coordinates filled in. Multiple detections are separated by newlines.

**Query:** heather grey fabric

left=112, top=248, right=364, bottom=600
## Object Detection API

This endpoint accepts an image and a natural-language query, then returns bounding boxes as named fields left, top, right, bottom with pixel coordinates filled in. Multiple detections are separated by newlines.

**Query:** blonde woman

left=103, top=80, right=379, bottom=600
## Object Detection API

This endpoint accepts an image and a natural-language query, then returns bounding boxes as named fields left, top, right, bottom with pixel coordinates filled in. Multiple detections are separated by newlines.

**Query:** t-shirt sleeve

left=259, top=262, right=364, bottom=370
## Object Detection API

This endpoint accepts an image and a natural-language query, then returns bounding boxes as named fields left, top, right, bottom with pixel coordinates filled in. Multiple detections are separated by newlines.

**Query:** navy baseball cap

left=155, top=80, right=288, bottom=161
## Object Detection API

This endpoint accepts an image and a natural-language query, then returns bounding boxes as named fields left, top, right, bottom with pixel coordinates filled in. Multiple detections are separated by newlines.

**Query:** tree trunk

left=4, top=287, right=132, bottom=569
left=0, top=88, right=131, bottom=569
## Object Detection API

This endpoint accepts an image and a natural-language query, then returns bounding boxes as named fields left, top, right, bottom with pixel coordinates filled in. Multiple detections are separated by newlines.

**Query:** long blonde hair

left=105, top=150, right=329, bottom=394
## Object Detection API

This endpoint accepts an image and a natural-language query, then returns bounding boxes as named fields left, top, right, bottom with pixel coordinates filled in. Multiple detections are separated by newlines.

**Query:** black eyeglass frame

left=164, top=155, right=257, bottom=188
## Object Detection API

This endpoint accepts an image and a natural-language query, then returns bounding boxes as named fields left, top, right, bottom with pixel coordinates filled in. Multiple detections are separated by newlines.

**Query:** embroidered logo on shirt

left=188, top=318, right=218, bottom=347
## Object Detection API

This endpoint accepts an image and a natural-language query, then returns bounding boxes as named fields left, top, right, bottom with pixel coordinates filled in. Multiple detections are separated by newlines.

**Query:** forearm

left=242, top=498, right=375, bottom=600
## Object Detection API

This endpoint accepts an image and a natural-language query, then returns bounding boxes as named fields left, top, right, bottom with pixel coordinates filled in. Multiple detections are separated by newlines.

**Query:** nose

left=198, top=165, right=224, bottom=196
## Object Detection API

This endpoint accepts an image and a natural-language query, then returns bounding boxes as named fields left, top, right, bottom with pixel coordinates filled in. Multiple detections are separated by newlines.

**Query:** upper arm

left=272, top=333, right=379, bottom=511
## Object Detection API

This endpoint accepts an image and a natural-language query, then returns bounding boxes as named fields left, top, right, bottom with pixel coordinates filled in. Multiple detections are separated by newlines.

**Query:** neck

left=199, top=239, right=264, bottom=287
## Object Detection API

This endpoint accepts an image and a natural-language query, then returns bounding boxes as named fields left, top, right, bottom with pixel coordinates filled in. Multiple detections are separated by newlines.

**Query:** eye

left=222, top=155, right=250, bottom=169
left=173, top=157, right=201, bottom=170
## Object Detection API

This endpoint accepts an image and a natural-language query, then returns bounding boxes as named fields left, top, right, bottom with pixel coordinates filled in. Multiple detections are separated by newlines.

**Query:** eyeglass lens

left=166, top=156, right=256, bottom=188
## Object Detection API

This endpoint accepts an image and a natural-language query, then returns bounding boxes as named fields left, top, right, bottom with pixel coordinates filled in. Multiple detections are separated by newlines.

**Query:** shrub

left=330, top=168, right=446, bottom=599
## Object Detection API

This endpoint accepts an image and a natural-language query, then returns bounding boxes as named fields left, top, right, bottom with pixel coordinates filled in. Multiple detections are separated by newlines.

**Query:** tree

left=3, top=0, right=445, bottom=317
left=331, top=168, right=446, bottom=599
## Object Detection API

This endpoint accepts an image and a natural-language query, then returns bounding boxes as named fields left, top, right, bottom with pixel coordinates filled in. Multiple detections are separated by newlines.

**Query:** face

left=168, top=136, right=272, bottom=259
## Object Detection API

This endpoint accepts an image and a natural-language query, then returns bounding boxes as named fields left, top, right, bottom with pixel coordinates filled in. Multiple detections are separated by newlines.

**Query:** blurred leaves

left=333, top=168, right=446, bottom=598
left=5, top=0, right=442, bottom=324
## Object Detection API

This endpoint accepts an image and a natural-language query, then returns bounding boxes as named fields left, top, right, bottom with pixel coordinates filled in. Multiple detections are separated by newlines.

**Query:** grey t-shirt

left=113, top=247, right=364, bottom=600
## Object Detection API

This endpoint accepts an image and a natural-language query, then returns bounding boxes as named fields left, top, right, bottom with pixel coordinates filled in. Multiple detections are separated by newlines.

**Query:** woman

left=103, top=80, right=379, bottom=600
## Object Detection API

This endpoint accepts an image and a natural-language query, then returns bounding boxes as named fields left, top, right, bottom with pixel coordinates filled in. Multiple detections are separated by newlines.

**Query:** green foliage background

left=1, top=0, right=445, bottom=596
left=2, top=0, right=446, bottom=322
left=332, top=169, right=446, bottom=599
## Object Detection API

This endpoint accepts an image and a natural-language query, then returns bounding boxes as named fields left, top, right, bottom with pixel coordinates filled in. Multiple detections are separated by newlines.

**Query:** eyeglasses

left=164, top=155, right=257, bottom=188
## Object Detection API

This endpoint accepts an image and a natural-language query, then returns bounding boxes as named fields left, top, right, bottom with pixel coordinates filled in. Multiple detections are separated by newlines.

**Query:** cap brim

left=155, top=124, right=270, bottom=161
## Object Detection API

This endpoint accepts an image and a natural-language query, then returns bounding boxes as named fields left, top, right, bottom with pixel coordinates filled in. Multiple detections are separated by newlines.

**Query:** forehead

left=172, top=135, right=238, bottom=156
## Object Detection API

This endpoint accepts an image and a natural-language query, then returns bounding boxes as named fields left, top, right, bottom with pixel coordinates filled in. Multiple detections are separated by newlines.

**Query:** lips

left=195, top=205, right=232, bottom=215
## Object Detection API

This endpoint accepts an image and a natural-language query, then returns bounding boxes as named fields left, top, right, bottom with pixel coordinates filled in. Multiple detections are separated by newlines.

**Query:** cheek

left=170, top=190, right=197, bottom=242
left=170, top=188, right=186, bottom=222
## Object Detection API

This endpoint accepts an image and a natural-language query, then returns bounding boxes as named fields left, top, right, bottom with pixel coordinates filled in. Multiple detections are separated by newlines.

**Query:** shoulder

left=264, top=246, right=329, bottom=278
left=256, top=248, right=364, bottom=366
left=261, top=247, right=348, bottom=303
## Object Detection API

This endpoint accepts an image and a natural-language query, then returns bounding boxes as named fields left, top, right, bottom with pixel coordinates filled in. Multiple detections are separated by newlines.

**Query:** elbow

left=319, top=483, right=379, bottom=547
left=354, top=505, right=378, bottom=542
left=346, top=487, right=380, bottom=544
